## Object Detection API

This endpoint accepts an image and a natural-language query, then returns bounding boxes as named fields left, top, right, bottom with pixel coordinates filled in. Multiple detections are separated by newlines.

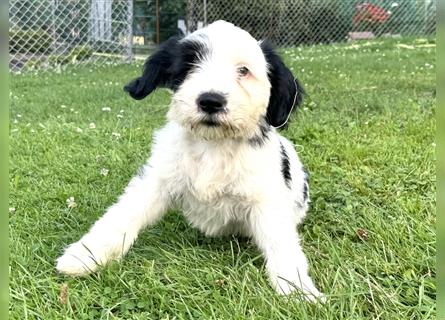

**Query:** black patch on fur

left=170, top=37, right=210, bottom=91
left=280, top=142, right=291, bottom=188
left=124, top=36, right=181, bottom=100
left=248, top=119, right=271, bottom=147
left=124, top=35, right=210, bottom=99
left=260, top=41, right=305, bottom=128
left=303, top=168, right=309, bottom=202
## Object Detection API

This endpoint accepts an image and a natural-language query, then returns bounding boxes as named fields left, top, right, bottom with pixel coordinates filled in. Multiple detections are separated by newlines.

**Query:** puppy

left=56, top=20, right=324, bottom=302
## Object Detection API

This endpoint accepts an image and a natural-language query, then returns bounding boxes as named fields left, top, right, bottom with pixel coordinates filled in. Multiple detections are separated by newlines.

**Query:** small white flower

left=432, top=142, right=436, bottom=147
left=17, top=114, right=22, bottom=118
left=70, top=108, right=74, bottom=112
left=102, top=107, right=111, bottom=112
left=30, top=129, right=35, bottom=133
left=61, top=105, right=67, bottom=109
left=76, top=127, right=83, bottom=133
left=119, top=109, right=124, bottom=113
left=9, top=207, right=16, bottom=213
left=13, top=119, right=18, bottom=124
left=100, top=168, right=109, bottom=176
left=117, top=114, right=124, bottom=118
left=66, top=197, right=77, bottom=208
left=112, top=132, right=121, bottom=138
left=89, top=123, right=96, bottom=129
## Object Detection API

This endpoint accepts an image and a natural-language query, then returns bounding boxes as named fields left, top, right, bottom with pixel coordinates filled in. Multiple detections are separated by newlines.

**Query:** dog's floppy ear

left=124, top=36, right=181, bottom=100
left=260, top=41, right=304, bottom=128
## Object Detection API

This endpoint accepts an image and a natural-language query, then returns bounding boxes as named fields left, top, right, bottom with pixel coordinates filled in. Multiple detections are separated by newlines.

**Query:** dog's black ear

left=260, top=41, right=304, bottom=128
left=124, top=36, right=181, bottom=100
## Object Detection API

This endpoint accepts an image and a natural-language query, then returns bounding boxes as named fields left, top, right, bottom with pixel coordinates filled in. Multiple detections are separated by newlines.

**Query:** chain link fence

left=186, top=0, right=436, bottom=47
left=9, top=0, right=436, bottom=72
left=9, top=0, right=133, bottom=71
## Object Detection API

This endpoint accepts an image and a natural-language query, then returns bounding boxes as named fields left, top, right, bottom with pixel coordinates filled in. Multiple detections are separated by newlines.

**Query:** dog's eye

left=237, top=66, right=249, bottom=77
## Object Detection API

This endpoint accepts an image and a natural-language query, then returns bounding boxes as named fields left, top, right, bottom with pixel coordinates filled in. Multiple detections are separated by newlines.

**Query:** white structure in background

left=178, top=19, right=187, bottom=35
left=91, top=0, right=112, bottom=41
left=178, top=18, right=204, bottom=35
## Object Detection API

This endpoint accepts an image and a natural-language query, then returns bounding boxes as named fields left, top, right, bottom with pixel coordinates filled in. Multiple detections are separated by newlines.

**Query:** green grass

left=10, top=37, right=436, bottom=319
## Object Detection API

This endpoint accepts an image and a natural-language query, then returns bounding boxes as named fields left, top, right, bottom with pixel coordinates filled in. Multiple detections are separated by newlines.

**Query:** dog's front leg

left=56, top=165, right=170, bottom=276
left=250, top=206, right=324, bottom=302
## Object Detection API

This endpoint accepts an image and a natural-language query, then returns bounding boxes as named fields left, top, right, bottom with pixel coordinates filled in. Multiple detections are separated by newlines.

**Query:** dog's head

left=125, top=20, right=304, bottom=140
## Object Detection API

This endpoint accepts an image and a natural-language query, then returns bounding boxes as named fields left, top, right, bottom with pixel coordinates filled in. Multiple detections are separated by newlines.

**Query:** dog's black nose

left=197, top=92, right=227, bottom=114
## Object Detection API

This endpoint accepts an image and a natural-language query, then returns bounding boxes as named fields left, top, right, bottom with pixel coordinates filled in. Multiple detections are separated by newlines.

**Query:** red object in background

left=353, top=2, right=390, bottom=26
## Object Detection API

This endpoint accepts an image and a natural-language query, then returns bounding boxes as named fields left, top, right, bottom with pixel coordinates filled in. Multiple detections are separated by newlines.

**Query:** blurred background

left=9, top=0, right=437, bottom=71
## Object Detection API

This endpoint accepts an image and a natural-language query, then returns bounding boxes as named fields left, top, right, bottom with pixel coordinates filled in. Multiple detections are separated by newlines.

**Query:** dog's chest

left=178, top=146, right=260, bottom=235
left=180, top=144, right=255, bottom=203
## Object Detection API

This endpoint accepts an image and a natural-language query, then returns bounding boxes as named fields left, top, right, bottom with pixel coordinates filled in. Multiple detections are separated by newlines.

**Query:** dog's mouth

left=186, top=113, right=243, bottom=139
left=199, top=115, right=222, bottom=127
left=200, top=119, right=221, bottom=127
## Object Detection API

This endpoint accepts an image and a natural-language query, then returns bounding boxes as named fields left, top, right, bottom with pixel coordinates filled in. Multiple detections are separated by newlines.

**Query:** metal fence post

left=127, top=0, right=134, bottom=62
left=203, top=0, right=207, bottom=26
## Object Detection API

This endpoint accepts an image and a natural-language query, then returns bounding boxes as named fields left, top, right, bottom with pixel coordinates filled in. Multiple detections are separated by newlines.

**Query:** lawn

left=9, top=37, right=436, bottom=319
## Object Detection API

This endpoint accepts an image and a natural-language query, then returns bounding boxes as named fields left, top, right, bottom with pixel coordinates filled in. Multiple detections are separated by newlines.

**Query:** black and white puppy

left=57, top=20, right=324, bottom=302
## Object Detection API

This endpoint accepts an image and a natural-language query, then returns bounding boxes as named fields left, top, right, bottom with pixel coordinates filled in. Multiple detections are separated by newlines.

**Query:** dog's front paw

left=56, top=242, right=101, bottom=276
left=274, top=275, right=326, bottom=303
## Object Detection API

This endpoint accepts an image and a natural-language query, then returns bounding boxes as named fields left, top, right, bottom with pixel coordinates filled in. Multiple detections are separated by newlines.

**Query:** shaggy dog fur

left=56, top=20, right=324, bottom=302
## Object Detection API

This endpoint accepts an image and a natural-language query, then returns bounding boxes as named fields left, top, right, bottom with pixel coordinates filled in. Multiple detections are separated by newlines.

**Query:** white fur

left=56, top=21, right=324, bottom=302
left=170, top=21, right=271, bottom=141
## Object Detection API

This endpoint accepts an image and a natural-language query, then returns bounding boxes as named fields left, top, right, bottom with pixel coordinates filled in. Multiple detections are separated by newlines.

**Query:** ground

left=10, top=38, right=436, bottom=319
